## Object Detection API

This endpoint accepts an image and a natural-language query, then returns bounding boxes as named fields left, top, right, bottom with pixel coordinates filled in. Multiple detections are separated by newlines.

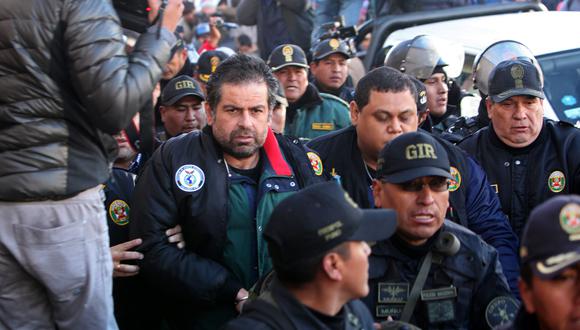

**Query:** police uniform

left=365, top=221, right=517, bottom=330
left=308, top=127, right=520, bottom=294
left=459, top=59, right=580, bottom=239
left=310, top=38, right=355, bottom=103
left=268, top=44, right=351, bottom=140
left=364, top=132, right=516, bottom=330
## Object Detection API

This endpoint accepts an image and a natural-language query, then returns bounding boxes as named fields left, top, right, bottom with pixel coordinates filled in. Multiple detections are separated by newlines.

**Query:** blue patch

left=561, top=95, right=577, bottom=107
left=485, top=296, right=519, bottom=328
left=175, top=164, right=205, bottom=192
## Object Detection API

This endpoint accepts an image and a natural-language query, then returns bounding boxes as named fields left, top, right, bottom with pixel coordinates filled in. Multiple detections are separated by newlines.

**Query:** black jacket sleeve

left=63, top=0, right=176, bottom=134
left=130, top=143, right=242, bottom=304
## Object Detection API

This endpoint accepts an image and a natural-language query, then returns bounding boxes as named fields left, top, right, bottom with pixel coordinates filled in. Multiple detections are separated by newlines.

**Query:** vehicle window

left=538, top=49, right=580, bottom=125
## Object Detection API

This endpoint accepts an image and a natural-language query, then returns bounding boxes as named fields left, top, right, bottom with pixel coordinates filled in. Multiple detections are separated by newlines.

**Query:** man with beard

left=158, top=75, right=207, bottom=141
left=307, top=67, right=520, bottom=296
left=130, top=54, right=326, bottom=330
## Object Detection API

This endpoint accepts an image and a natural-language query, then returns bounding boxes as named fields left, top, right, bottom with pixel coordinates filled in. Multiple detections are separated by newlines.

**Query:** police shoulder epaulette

left=319, top=92, right=349, bottom=108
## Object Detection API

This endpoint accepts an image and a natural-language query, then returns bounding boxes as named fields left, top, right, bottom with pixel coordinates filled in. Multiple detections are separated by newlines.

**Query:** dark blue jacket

left=459, top=119, right=580, bottom=239
left=307, top=126, right=520, bottom=295
left=364, top=221, right=516, bottom=329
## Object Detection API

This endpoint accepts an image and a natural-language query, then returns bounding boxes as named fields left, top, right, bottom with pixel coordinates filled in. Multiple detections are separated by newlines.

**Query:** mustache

left=229, top=128, right=257, bottom=141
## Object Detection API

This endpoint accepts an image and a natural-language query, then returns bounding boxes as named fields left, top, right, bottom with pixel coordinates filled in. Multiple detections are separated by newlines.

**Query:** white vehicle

left=362, top=3, right=580, bottom=125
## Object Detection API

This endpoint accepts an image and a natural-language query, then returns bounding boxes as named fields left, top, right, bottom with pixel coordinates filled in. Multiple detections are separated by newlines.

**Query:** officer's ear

left=518, top=277, right=538, bottom=315
left=418, top=110, right=430, bottom=125
left=204, top=102, right=215, bottom=126
left=485, top=97, right=494, bottom=120
left=159, top=106, right=168, bottom=123
left=350, top=101, right=360, bottom=126
left=321, top=252, right=344, bottom=282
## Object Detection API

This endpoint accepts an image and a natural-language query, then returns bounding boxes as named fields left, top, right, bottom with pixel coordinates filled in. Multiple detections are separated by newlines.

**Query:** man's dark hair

left=206, top=54, right=278, bottom=113
left=354, top=66, right=417, bottom=110
left=237, top=34, right=252, bottom=48
left=271, top=242, right=351, bottom=286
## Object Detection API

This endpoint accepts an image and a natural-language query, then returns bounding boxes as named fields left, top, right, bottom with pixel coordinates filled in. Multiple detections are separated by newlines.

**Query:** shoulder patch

left=548, top=170, right=566, bottom=193
left=175, top=164, right=205, bottom=192
left=485, top=296, right=519, bottom=328
left=448, top=167, right=461, bottom=192
left=307, top=152, right=324, bottom=176
left=319, top=92, right=349, bottom=108
left=108, top=200, right=130, bottom=226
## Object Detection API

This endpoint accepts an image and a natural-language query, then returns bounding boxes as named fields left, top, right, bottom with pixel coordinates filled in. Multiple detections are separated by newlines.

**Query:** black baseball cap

left=520, top=195, right=580, bottom=279
left=312, top=38, right=352, bottom=61
left=377, top=131, right=452, bottom=184
left=264, top=182, right=397, bottom=265
left=161, top=75, right=205, bottom=106
left=409, top=76, right=428, bottom=113
left=488, top=58, right=545, bottom=103
left=197, top=50, right=229, bottom=83
left=267, top=44, right=309, bottom=72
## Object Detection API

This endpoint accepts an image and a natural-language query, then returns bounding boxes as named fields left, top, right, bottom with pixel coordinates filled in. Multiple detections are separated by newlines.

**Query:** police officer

left=498, top=195, right=580, bottom=330
left=130, top=54, right=325, bottom=330
left=158, top=75, right=206, bottom=142
left=384, top=35, right=465, bottom=137
left=459, top=59, right=580, bottom=239
left=308, top=67, right=520, bottom=295
left=367, top=131, right=516, bottom=329
left=267, top=44, right=351, bottom=140
left=310, top=38, right=355, bottom=103
left=447, top=40, right=539, bottom=139
left=224, top=182, right=397, bottom=329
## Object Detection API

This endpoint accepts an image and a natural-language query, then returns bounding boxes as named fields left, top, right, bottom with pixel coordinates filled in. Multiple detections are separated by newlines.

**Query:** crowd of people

left=0, top=0, right=579, bottom=330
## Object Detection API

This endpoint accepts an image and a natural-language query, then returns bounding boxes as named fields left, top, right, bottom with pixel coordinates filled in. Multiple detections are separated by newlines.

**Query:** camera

left=316, top=16, right=358, bottom=43
left=112, top=0, right=150, bottom=33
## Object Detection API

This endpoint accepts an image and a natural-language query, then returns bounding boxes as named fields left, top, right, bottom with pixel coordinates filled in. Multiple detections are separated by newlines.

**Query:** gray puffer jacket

left=0, top=0, right=176, bottom=201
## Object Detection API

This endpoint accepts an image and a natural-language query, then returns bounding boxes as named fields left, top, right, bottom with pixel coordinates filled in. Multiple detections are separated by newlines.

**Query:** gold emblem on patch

left=548, top=170, right=566, bottom=193
left=448, top=166, right=461, bottom=192
left=329, top=38, right=340, bottom=50
left=559, top=202, right=580, bottom=241
left=510, top=64, right=525, bottom=89
left=282, top=45, right=294, bottom=62
left=210, top=56, right=220, bottom=73
left=311, top=122, right=334, bottom=131
left=307, top=152, right=324, bottom=176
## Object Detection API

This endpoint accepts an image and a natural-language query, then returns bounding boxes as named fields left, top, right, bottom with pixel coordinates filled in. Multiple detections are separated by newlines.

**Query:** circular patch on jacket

left=560, top=202, right=580, bottom=236
left=448, top=167, right=461, bottom=192
left=108, top=200, right=130, bottom=226
left=307, top=152, right=323, bottom=176
left=175, top=164, right=205, bottom=192
left=485, top=296, right=519, bottom=328
left=548, top=170, right=566, bottom=193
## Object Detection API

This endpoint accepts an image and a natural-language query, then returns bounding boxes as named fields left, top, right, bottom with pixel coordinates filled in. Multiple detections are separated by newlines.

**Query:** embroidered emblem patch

left=485, top=296, right=519, bottom=328
left=282, top=45, right=294, bottom=62
left=548, top=170, right=566, bottom=193
left=109, top=199, right=130, bottom=226
left=175, top=164, right=205, bottom=192
left=329, top=38, right=340, bottom=50
left=307, top=152, right=323, bottom=176
left=448, top=167, right=461, bottom=192
left=560, top=202, right=580, bottom=240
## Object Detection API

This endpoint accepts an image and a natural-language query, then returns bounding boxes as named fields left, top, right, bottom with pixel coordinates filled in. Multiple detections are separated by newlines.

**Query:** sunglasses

left=383, top=177, right=450, bottom=192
